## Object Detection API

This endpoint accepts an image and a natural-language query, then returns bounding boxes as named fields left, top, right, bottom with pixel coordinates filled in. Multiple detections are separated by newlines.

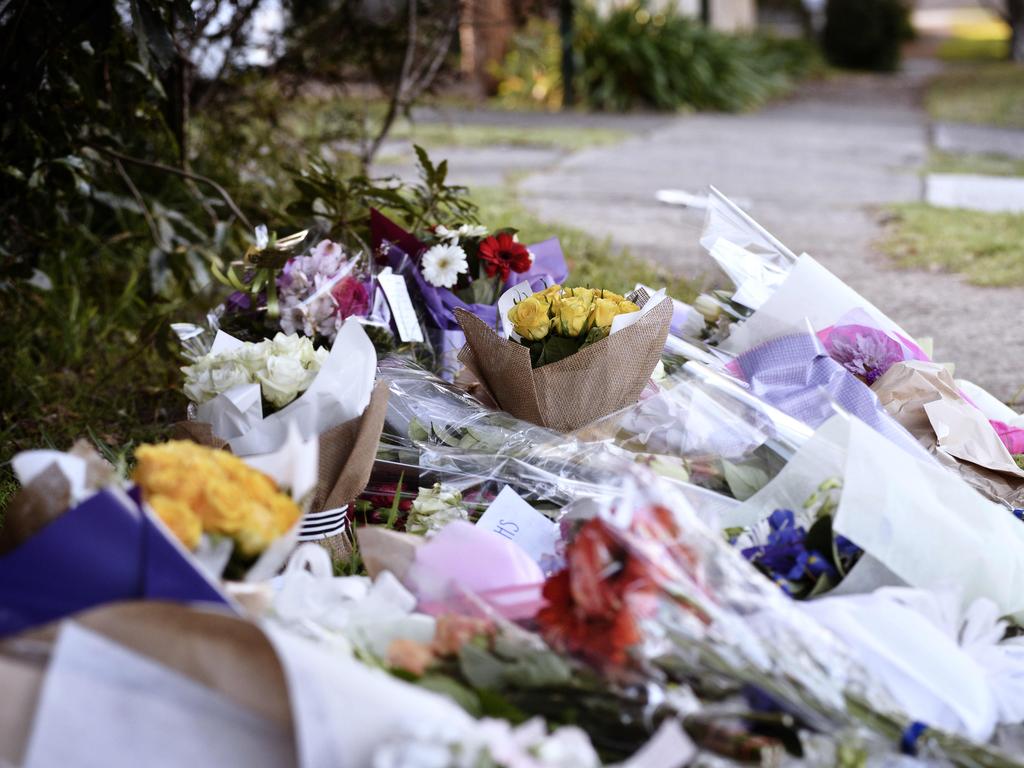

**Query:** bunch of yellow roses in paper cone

left=133, top=441, right=301, bottom=559
left=507, top=285, right=641, bottom=367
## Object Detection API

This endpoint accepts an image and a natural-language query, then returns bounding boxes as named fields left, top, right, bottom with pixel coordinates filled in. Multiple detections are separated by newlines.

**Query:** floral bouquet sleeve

left=370, top=209, right=568, bottom=377
left=455, top=286, right=672, bottom=432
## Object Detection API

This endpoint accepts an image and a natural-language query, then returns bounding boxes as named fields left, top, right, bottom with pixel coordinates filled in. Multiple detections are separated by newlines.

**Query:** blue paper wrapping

left=0, top=488, right=231, bottom=636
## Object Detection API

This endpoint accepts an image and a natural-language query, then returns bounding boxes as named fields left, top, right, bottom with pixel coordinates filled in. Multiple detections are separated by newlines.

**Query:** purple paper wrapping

left=382, top=237, right=569, bottom=334
left=0, top=489, right=230, bottom=636
left=734, top=333, right=931, bottom=460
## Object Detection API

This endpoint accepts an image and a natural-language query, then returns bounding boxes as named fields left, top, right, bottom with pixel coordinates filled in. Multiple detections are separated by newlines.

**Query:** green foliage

left=822, top=0, right=912, bottom=72
left=490, top=17, right=565, bottom=109
left=573, top=4, right=820, bottom=112
left=284, top=145, right=478, bottom=249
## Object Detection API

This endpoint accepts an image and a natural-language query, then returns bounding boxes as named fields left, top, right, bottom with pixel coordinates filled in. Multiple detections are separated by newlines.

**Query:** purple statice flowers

left=820, top=324, right=905, bottom=385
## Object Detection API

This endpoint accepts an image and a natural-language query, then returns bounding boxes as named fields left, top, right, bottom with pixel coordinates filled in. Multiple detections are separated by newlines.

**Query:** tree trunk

left=458, top=0, right=514, bottom=94
left=1010, top=0, right=1024, bottom=62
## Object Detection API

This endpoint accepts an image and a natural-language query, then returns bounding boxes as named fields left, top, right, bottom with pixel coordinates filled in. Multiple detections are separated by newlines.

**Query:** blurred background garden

left=2, top=0, right=1023, bottom=510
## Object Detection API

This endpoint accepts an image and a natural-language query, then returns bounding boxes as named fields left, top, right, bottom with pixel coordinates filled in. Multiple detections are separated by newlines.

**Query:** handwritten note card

left=476, top=486, right=559, bottom=565
left=378, top=268, right=424, bottom=343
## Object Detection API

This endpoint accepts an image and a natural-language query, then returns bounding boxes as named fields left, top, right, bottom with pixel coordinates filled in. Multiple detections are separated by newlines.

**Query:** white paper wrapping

left=731, top=415, right=1024, bottom=620
left=23, top=624, right=295, bottom=768
left=720, top=255, right=919, bottom=356
left=195, top=319, right=376, bottom=457
left=264, top=624, right=474, bottom=768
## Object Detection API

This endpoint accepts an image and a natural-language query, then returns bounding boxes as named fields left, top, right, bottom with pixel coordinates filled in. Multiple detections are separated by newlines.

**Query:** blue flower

left=741, top=509, right=846, bottom=596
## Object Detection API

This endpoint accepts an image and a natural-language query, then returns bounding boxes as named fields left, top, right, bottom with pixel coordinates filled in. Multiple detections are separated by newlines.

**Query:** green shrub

left=822, top=0, right=912, bottom=71
left=574, top=3, right=818, bottom=112
left=490, top=17, right=565, bottom=109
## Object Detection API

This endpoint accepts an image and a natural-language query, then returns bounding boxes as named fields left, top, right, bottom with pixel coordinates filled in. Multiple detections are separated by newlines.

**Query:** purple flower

left=741, top=509, right=841, bottom=596
left=224, top=291, right=252, bottom=313
left=820, top=324, right=905, bottom=385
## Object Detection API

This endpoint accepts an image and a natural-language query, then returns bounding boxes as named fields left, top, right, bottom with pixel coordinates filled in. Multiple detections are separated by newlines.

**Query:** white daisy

left=421, top=243, right=468, bottom=288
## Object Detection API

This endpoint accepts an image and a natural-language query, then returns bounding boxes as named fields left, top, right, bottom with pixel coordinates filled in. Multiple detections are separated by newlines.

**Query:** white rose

left=211, top=359, right=253, bottom=393
left=182, top=358, right=252, bottom=404
left=258, top=354, right=311, bottom=408
left=270, top=332, right=307, bottom=360
left=233, top=340, right=271, bottom=375
left=182, top=361, right=215, bottom=404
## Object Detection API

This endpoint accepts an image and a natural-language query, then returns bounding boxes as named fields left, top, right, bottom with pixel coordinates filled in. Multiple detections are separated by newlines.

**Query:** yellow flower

left=600, top=290, right=625, bottom=303
left=588, top=297, right=620, bottom=330
left=149, top=496, right=202, bottom=551
left=133, top=441, right=301, bottom=558
left=617, top=300, right=641, bottom=315
left=556, top=296, right=591, bottom=336
left=570, top=287, right=596, bottom=305
left=508, top=296, right=551, bottom=341
left=539, top=283, right=562, bottom=299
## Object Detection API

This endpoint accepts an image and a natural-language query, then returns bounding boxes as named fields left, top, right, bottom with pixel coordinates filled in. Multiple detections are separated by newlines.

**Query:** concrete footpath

left=517, top=64, right=1024, bottom=402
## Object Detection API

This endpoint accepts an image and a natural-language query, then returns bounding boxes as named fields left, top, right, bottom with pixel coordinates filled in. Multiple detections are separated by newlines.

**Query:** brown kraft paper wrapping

left=455, top=298, right=672, bottom=433
left=0, top=602, right=294, bottom=766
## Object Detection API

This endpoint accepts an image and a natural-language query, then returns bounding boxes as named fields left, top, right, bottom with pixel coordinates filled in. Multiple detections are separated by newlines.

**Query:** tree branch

left=93, top=145, right=253, bottom=230
left=361, top=0, right=421, bottom=169
left=113, top=158, right=165, bottom=249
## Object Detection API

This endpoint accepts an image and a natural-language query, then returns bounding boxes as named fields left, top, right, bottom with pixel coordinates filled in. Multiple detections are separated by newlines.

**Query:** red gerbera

left=535, top=517, right=657, bottom=669
left=478, top=233, right=532, bottom=282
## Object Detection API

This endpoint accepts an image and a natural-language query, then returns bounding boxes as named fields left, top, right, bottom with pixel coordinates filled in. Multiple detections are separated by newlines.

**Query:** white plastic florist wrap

left=725, top=414, right=1024, bottom=622
left=190, top=317, right=376, bottom=456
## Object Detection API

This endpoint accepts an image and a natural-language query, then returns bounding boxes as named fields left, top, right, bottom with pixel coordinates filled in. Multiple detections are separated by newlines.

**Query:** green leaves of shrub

left=575, top=3, right=819, bottom=112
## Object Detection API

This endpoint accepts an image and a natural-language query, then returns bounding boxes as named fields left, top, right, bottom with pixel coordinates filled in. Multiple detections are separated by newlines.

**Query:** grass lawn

left=927, top=149, right=1024, bottom=178
left=389, top=120, right=631, bottom=152
left=880, top=203, right=1024, bottom=287
left=472, top=186, right=698, bottom=302
left=926, top=62, right=1024, bottom=130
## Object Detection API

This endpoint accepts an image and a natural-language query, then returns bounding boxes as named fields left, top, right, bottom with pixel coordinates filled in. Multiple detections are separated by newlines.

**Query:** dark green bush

left=822, top=0, right=912, bottom=72
left=574, top=4, right=819, bottom=112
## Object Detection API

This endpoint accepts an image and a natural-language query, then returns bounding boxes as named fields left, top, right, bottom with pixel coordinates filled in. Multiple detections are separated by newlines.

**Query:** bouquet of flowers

left=211, top=228, right=407, bottom=355
left=371, top=210, right=568, bottom=377
left=183, top=332, right=326, bottom=411
left=456, top=286, right=672, bottom=432
left=132, top=440, right=303, bottom=565
left=506, top=286, right=640, bottom=367
left=0, top=434, right=317, bottom=635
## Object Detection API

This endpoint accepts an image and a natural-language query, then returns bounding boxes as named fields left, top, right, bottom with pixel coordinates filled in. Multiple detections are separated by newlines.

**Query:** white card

left=611, top=288, right=667, bottom=334
left=378, top=268, right=424, bottom=343
left=476, top=486, right=558, bottom=564
left=497, top=280, right=534, bottom=340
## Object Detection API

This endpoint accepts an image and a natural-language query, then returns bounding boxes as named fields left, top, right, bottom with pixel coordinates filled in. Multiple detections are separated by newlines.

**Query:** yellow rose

left=539, top=283, right=562, bottom=299
left=570, top=287, right=596, bottom=305
left=133, top=440, right=300, bottom=557
left=617, top=300, right=641, bottom=315
left=508, top=296, right=551, bottom=341
left=589, top=297, right=620, bottom=329
left=556, top=296, right=591, bottom=336
left=149, top=496, right=202, bottom=551
left=600, top=290, right=625, bottom=303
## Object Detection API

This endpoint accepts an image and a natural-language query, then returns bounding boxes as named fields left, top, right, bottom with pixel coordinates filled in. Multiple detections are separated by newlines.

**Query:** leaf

left=528, top=335, right=583, bottom=368
left=415, top=674, right=482, bottom=717
left=722, top=461, right=770, bottom=501
left=455, top=276, right=501, bottom=306
left=458, top=642, right=506, bottom=690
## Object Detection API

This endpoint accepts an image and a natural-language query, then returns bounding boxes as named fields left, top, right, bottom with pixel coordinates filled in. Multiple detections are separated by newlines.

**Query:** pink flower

left=330, top=276, right=370, bottom=320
